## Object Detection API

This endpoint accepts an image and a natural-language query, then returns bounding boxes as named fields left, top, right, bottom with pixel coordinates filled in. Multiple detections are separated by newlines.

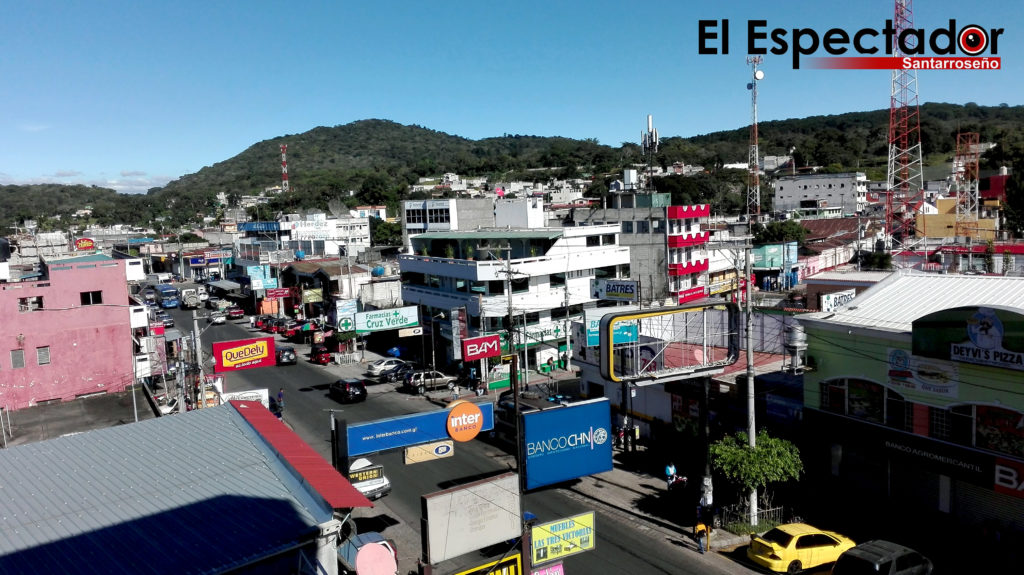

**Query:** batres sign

left=212, top=337, right=276, bottom=372
left=462, top=334, right=502, bottom=362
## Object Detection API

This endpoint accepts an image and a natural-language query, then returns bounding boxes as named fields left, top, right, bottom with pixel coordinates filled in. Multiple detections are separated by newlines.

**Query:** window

left=525, top=312, right=540, bottom=325
left=586, top=235, right=600, bottom=247
left=427, top=208, right=451, bottom=224
left=11, top=349, right=25, bottom=369
left=80, top=291, right=103, bottom=305
left=636, top=221, right=650, bottom=234
left=510, top=277, right=529, bottom=293
left=929, top=407, right=951, bottom=440
left=550, top=273, right=565, bottom=287
left=651, top=219, right=663, bottom=232
left=18, top=296, right=43, bottom=312
left=601, top=234, right=616, bottom=245
left=621, top=221, right=634, bottom=234
left=405, top=209, right=425, bottom=224
left=36, top=346, right=50, bottom=366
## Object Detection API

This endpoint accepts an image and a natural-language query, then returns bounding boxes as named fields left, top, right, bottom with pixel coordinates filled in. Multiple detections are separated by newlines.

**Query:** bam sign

left=355, top=306, right=420, bottom=334
left=463, top=334, right=502, bottom=361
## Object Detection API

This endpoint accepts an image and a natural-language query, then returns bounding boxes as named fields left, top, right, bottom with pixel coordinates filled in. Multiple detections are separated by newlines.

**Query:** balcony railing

left=667, top=232, right=710, bottom=247
left=668, top=259, right=710, bottom=276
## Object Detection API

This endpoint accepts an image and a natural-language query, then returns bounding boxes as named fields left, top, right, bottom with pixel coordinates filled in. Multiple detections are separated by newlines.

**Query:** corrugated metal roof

left=800, top=271, right=1024, bottom=332
left=47, top=253, right=115, bottom=264
left=0, top=402, right=363, bottom=574
left=805, top=270, right=894, bottom=283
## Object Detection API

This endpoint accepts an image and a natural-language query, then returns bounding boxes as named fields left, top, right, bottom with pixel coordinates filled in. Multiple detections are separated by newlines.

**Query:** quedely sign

left=348, top=403, right=494, bottom=457
left=463, top=334, right=502, bottom=361
left=454, top=554, right=522, bottom=575
left=523, top=398, right=613, bottom=490
left=355, top=306, right=419, bottom=334
left=913, top=306, right=1024, bottom=372
left=531, top=512, right=595, bottom=565
left=591, top=279, right=639, bottom=302
left=212, top=337, right=276, bottom=373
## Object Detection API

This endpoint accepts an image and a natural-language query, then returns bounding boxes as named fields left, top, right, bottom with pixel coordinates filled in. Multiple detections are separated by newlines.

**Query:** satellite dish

left=754, top=69, right=765, bottom=81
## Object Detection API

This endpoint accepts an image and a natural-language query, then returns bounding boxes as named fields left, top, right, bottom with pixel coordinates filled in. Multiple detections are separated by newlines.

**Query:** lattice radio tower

left=885, top=0, right=925, bottom=249
left=952, top=132, right=981, bottom=239
left=746, top=57, right=764, bottom=224
left=280, top=144, right=290, bottom=193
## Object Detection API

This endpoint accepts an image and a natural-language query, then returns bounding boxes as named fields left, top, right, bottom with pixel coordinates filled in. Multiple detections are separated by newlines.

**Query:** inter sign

left=463, top=334, right=502, bottom=362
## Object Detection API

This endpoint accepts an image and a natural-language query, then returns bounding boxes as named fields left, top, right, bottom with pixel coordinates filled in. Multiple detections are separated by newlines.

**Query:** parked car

left=832, top=540, right=932, bottom=575
left=381, top=362, right=419, bottom=383
left=276, top=346, right=297, bottom=366
left=337, top=531, right=397, bottom=575
left=330, top=378, right=367, bottom=403
left=367, top=358, right=405, bottom=377
left=310, top=344, right=332, bottom=365
left=403, top=370, right=458, bottom=395
left=254, top=314, right=275, bottom=329
left=346, top=458, right=392, bottom=501
left=206, top=296, right=221, bottom=310
left=208, top=312, right=226, bottom=325
left=161, top=315, right=175, bottom=327
left=747, top=523, right=855, bottom=574
left=226, top=305, right=245, bottom=319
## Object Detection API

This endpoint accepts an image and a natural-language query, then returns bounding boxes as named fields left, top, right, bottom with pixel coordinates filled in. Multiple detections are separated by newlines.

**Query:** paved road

left=173, top=308, right=757, bottom=575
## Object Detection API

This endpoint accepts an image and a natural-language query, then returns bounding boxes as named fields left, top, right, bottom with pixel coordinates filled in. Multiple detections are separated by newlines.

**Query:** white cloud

left=52, top=170, right=84, bottom=178
left=18, top=124, right=50, bottom=133
left=120, top=170, right=147, bottom=177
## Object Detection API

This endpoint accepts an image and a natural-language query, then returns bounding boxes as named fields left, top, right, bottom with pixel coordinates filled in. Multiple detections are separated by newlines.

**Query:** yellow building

left=915, top=197, right=998, bottom=240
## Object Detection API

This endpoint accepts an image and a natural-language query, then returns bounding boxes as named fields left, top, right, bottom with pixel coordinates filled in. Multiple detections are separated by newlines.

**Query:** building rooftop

left=799, top=271, right=1024, bottom=332
left=0, top=401, right=370, bottom=574
left=412, top=230, right=565, bottom=241
left=804, top=269, right=893, bottom=283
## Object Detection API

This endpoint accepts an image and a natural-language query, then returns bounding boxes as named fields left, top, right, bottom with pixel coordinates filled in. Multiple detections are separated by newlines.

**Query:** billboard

left=821, top=288, right=856, bottom=313
left=591, top=279, right=639, bottom=302
left=347, top=403, right=494, bottom=457
left=355, top=305, right=419, bottom=334
left=74, top=237, right=96, bottom=251
left=422, top=473, right=521, bottom=563
left=211, top=337, right=276, bottom=372
left=523, top=399, right=613, bottom=490
left=463, top=334, right=502, bottom=361
left=913, top=306, right=1024, bottom=372
left=531, top=512, right=595, bottom=565
left=221, top=388, right=270, bottom=409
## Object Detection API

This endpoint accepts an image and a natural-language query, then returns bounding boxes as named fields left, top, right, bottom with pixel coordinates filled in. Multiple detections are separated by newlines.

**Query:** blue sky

left=1, top=0, right=1020, bottom=194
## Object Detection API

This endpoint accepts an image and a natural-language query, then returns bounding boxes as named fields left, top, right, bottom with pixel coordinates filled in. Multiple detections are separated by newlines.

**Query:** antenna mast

left=953, top=132, right=981, bottom=239
left=280, top=144, right=290, bottom=193
left=885, top=0, right=924, bottom=249
left=746, top=57, right=764, bottom=224
left=642, top=115, right=659, bottom=190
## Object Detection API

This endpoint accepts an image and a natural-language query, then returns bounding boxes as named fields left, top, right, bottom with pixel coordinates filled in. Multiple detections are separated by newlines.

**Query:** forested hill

left=4, top=103, right=1024, bottom=232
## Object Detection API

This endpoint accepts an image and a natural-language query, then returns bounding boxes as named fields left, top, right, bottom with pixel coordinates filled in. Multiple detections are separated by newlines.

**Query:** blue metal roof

left=0, top=403, right=339, bottom=574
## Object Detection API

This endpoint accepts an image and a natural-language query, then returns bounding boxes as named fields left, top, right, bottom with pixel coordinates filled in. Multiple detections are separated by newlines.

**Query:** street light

left=430, top=312, right=446, bottom=391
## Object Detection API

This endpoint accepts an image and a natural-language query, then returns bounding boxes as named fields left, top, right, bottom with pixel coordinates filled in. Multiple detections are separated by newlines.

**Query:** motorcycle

left=667, top=474, right=688, bottom=491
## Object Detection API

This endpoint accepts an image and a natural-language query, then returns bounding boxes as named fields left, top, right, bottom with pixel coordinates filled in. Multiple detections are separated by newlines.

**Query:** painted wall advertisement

left=887, top=348, right=959, bottom=398
left=531, top=512, right=595, bottom=565
left=355, top=306, right=419, bottom=334
left=211, top=337, right=275, bottom=373
left=821, top=288, right=856, bottom=313
left=913, top=306, right=1024, bottom=372
left=523, top=398, right=613, bottom=490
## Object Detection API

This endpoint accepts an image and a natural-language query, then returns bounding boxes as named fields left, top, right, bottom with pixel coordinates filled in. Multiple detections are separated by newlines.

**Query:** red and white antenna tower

left=885, top=0, right=925, bottom=249
left=280, top=144, right=290, bottom=193
left=746, top=57, right=764, bottom=224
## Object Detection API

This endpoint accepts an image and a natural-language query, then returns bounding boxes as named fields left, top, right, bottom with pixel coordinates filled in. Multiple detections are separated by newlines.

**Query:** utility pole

left=745, top=244, right=758, bottom=526
left=192, top=310, right=203, bottom=409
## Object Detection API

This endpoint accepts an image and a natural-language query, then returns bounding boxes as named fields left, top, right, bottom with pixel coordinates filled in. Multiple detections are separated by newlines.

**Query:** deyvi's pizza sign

left=355, top=306, right=420, bottom=334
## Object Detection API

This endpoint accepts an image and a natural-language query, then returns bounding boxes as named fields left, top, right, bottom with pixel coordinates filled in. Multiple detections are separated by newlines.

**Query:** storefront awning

left=208, top=280, right=241, bottom=291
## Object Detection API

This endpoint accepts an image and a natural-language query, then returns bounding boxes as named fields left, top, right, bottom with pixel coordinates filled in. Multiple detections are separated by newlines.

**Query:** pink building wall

left=0, top=260, right=133, bottom=410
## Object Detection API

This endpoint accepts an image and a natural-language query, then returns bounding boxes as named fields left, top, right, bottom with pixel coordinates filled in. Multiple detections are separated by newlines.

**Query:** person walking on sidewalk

left=665, top=462, right=677, bottom=490
left=694, top=521, right=708, bottom=554
left=249, top=315, right=256, bottom=330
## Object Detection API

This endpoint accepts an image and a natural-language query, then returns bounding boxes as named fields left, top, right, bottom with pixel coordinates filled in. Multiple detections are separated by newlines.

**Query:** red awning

left=230, top=400, right=373, bottom=509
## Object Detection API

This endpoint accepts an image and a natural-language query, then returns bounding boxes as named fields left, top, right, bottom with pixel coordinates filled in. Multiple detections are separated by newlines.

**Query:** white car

left=348, top=458, right=391, bottom=500
left=208, top=312, right=226, bottom=325
left=367, top=358, right=405, bottom=377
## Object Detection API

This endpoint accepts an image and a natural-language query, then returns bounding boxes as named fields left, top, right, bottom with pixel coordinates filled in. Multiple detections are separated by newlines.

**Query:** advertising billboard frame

left=211, top=337, right=276, bottom=373
left=347, top=403, right=494, bottom=457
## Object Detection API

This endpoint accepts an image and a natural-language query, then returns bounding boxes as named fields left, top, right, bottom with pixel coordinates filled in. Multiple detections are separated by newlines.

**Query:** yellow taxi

left=746, top=522, right=855, bottom=573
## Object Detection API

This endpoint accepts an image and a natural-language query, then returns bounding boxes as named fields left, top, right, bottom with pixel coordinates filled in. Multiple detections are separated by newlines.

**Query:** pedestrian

left=665, top=462, right=677, bottom=490
left=450, top=384, right=460, bottom=402
left=277, top=388, right=285, bottom=410
left=695, top=521, right=708, bottom=554
left=547, top=357, right=554, bottom=372
left=249, top=315, right=255, bottom=330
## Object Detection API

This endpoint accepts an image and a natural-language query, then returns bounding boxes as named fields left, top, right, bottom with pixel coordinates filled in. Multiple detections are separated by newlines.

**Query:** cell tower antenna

left=952, top=132, right=981, bottom=239
left=280, top=144, right=290, bottom=193
left=885, top=0, right=925, bottom=250
left=746, top=57, right=764, bottom=225
left=642, top=114, right=659, bottom=190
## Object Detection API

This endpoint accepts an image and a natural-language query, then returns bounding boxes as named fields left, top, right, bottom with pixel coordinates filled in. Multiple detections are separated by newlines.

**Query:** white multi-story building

left=399, top=225, right=630, bottom=372
left=773, top=172, right=868, bottom=214
left=401, top=199, right=496, bottom=253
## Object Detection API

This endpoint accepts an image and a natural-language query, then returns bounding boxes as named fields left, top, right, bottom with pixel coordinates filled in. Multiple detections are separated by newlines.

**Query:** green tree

left=753, top=220, right=807, bottom=246
left=370, top=218, right=402, bottom=246
left=1003, top=250, right=1014, bottom=275
left=709, top=430, right=803, bottom=506
left=984, top=240, right=996, bottom=273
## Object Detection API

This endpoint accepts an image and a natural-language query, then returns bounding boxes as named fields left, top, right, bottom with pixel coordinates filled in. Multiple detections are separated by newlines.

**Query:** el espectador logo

left=699, top=19, right=1002, bottom=70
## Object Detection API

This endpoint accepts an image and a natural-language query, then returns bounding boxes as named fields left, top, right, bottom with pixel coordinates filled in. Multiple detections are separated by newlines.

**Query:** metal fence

left=720, top=503, right=788, bottom=532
